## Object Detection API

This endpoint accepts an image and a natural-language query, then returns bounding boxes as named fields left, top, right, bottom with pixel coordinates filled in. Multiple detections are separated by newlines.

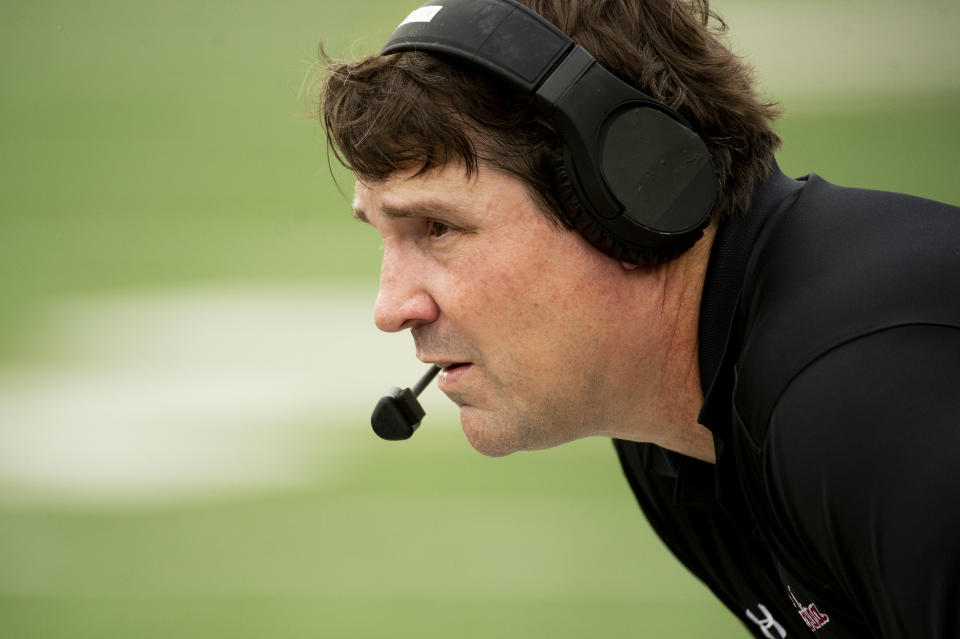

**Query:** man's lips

left=422, top=358, right=470, bottom=371
left=435, top=362, right=473, bottom=391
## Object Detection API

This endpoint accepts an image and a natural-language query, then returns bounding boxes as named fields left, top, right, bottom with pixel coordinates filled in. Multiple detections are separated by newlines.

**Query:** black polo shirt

left=615, top=168, right=960, bottom=638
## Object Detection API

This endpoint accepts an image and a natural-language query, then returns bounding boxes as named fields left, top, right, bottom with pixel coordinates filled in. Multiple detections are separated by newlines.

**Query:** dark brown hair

left=319, top=0, right=781, bottom=223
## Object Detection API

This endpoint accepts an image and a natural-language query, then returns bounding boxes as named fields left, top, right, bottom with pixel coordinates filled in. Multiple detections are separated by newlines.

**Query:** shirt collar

left=698, top=165, right=805, bottom=430
left=666, top=164, right=804, bottom=508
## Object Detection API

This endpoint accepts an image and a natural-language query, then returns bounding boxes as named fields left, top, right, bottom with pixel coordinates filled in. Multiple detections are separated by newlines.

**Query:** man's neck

left=608, top=223, right=718, bottom=463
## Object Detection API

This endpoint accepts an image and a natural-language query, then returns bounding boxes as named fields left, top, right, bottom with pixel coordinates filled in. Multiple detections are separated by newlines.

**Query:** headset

left=372, top=0, right=718, bottom=439
left=380, top=0, right=717, bottom=264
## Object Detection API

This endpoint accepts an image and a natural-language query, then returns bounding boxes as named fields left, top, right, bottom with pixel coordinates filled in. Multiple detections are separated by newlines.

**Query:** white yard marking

left=0, top=286, right=454, bottom=503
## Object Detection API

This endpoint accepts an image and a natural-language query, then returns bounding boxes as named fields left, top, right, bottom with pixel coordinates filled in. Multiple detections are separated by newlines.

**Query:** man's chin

left=459, top=406, right=522, bottom=458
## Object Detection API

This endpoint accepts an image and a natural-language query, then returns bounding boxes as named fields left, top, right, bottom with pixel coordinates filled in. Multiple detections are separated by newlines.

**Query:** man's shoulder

left=732, top=175, right=960, bottom=437
left=744, top=174, right=960, bottom=325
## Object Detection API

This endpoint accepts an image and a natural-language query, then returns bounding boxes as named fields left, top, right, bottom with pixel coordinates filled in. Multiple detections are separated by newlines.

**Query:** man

left=318, top=0, right=960, bottom=636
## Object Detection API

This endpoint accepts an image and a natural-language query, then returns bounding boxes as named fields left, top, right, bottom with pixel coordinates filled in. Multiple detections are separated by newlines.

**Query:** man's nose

left=373, top=248, right=439, bottom=333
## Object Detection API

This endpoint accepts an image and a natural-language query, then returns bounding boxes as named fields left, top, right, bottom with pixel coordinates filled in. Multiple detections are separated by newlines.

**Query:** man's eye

left=426, top=220, right=451, bottom=238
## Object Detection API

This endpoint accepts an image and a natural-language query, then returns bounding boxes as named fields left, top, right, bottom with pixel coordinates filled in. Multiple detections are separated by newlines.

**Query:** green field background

left=1, top=1, right=959, bottom=638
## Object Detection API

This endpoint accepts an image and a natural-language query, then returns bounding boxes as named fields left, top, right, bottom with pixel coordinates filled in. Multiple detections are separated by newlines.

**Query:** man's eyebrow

left=352, top=200, right=470, bottom=224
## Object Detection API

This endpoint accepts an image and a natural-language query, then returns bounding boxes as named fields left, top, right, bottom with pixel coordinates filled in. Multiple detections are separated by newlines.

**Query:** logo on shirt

left=787, top=585, right=831, bottom=632
left=745, top=603, right=787, bottom=638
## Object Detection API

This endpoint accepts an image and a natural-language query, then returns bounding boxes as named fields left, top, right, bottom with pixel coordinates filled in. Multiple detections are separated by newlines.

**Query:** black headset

left=381, top=0, right=717, bottom=263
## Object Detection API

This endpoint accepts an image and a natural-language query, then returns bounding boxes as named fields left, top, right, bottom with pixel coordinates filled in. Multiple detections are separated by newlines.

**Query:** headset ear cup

left=550, top=152, right=703, bottom=264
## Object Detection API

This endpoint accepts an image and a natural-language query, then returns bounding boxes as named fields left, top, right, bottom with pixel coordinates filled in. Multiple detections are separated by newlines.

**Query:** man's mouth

left=436, top=362, right=472, bottom=391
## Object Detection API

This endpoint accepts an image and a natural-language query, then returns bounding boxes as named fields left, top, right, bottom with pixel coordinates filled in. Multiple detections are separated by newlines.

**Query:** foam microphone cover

left=371, top=386, right=426, bottom=440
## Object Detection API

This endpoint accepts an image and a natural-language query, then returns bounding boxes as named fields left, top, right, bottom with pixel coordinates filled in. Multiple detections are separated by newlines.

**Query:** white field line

left=0, top=286, right=455, bottom=503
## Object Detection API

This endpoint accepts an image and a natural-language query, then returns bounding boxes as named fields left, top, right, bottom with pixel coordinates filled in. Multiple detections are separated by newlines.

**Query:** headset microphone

left=371, top=364, right=441, bottom=440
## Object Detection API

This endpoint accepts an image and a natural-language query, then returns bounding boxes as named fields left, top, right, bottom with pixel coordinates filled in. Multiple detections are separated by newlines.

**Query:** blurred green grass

left=1, top=1, right=959, bottom=637
left=0, top=0, right=393, bottom=362
left=0, top=435, right=746, bottom=638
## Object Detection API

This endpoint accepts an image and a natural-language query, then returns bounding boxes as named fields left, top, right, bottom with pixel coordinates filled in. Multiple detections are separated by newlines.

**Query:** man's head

left=319, top=0, right=778, bottom=457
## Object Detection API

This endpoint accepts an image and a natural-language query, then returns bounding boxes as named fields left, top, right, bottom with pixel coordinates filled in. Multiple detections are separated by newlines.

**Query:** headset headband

left=383, top=0, right=571, bottom=93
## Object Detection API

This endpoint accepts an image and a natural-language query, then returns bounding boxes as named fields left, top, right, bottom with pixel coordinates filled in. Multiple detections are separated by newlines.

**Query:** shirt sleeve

left=765, top=323, right=960, bottom=639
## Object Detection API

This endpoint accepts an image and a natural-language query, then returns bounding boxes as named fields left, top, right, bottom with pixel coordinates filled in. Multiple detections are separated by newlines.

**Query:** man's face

left=353, top=163, right=648, bottom=456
